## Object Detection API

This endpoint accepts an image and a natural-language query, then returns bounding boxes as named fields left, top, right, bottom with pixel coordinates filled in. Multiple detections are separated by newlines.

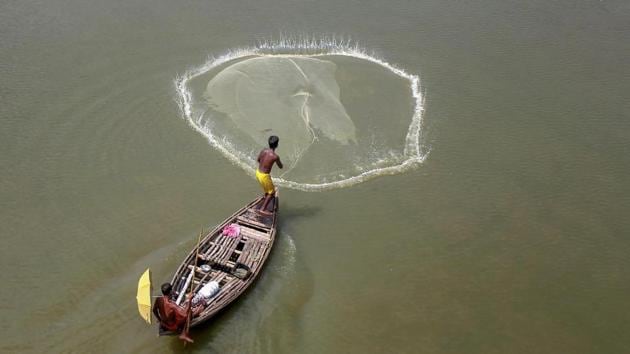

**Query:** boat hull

left=159, top=193, right=278, bottom=334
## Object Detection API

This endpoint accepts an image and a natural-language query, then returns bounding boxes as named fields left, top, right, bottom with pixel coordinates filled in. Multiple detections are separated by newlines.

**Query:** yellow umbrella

left=136, top=268, right=152, bottom=324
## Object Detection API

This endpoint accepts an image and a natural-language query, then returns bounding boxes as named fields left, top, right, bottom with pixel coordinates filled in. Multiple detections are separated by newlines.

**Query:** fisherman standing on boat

left=153, top=283, right=203, bottom=343
left=256, top=135, right=283, bottom=215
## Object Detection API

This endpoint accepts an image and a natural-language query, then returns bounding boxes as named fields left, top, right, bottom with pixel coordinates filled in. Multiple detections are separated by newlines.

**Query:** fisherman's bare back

left=257, top=148, right=283, bottom=173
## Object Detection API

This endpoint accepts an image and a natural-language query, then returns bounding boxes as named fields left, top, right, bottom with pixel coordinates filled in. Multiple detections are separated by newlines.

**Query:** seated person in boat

left=256, top=135, right=283, bottom=215
left=153, top=282, right=204, bottom=342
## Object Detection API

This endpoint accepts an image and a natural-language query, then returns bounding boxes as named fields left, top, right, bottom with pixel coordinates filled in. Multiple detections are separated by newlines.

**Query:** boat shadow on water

left=278, top=204, right=322, bottom=223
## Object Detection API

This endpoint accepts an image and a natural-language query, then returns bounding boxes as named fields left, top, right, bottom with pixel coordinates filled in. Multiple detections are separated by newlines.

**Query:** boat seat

left=236, top=215, right=271, bottom=231
left=240, top=227, right=270, bottom=242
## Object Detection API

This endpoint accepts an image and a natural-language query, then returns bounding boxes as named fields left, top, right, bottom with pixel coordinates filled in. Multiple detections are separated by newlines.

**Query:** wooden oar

left=179, top=228, right=203, bottom=345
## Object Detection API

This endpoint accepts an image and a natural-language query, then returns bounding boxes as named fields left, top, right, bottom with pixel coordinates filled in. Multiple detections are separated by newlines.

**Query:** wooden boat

left=159, top=193, right=278, bottom=335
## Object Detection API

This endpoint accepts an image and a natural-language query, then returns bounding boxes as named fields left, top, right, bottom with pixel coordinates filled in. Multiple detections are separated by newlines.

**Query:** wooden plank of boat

left=159, top=192, right=279, bottom=336
left=236, top=215, right=272, bottom=231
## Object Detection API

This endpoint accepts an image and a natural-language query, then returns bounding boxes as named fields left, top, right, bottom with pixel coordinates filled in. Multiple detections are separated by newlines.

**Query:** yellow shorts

left=256, top=169, right=275, bottom=194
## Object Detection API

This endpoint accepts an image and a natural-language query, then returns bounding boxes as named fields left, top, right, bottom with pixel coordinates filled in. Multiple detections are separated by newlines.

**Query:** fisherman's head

left=268, top=135, right=279, bottom=149
left=161, top=282, right=173, bottom=296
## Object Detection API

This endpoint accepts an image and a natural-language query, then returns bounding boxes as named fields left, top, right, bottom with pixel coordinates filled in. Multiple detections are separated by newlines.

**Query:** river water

left=1, top=0, right=629, bottom=353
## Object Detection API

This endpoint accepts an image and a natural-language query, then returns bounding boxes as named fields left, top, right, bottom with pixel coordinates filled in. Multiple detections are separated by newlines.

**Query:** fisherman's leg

left=178, top=331, right=194, bottom=343
left=259, top=193, right=273, bottom=214
left=258, top=175, right=275, bottom=214
left=177, top=323, right=194, bottom=343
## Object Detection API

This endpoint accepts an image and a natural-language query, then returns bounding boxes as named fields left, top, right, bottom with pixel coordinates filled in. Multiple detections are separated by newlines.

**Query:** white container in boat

left=192, top=280, right=220, bottom=306
left=199, top=281, right=220, bottom=298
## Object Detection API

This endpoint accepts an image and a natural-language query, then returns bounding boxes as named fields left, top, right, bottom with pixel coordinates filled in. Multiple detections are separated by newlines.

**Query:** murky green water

left=1, top=0, right=629, bottom=353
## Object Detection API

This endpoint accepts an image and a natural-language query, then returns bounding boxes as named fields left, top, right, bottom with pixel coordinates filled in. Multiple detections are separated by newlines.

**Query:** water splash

left=175, top=36, right=428, bottom=192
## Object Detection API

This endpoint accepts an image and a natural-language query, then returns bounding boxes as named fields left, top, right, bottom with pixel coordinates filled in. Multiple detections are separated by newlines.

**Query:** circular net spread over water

left=177, top=43, right=427, bottom=191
